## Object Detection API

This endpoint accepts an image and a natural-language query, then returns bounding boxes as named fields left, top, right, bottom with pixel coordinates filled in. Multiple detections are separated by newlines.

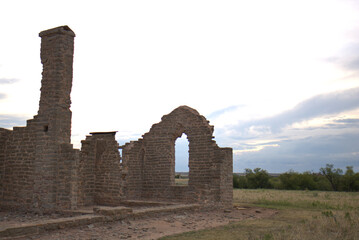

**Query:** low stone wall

left=0, top=128, right=12, bottom=204
left=0, top=125, right=36, bottom=210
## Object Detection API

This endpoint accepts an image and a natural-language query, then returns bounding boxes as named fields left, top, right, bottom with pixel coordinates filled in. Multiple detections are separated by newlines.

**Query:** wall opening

left=174, top=133, right=189, bottom=185
left=118, top=148, right=122, bottom=163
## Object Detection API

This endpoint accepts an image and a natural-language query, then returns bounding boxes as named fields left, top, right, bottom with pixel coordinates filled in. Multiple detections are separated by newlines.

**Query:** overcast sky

left=1, top=0, right=359, bottom=173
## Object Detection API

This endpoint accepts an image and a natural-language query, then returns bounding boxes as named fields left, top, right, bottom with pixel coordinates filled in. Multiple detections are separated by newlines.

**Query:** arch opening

left=174, top=133, right=189, bottom=185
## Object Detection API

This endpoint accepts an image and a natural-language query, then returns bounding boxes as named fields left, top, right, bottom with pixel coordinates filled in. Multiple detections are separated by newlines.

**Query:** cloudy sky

left=1, top=0, right=359, bottom=173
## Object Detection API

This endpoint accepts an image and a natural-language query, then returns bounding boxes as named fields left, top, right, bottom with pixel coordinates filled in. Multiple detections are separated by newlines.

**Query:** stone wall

left=0, top=26, right=125, bottom=211
left=0, top=26, right=233, bottom=212
left=57, top=144, right=79, bottom=209
left=78, top=132, right=123, bottom=206
left=122, top=106, right=233, bottom=208
left=0, top=124, right=37, bottom=210
left=0, top=26, right=78, bottom=211
left=216, top=147, right=233, bottom=207
left=37, top=26, right=75, bottom=144
left=0, top=128, right=11, bottom=201
left=120, top=140, right=144, bottom=200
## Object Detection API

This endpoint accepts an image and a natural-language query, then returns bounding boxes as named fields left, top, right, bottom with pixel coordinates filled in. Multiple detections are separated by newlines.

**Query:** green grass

left=160, top=189, right=359, bottom=240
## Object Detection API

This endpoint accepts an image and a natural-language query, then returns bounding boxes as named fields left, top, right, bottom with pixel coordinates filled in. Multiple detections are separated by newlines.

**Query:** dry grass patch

left=175, top=178, right=189, bottom=185
left=161, top=189, right=359, bottom=240
left=273, top=210, right=359, bottom=240
left=234, top=189, right=359, bottom=210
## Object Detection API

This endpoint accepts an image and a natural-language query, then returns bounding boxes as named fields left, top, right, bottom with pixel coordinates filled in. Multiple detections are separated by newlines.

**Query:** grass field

left=175, top=178, right=189, bottom=185
left=161, top=189, right=359, bottom=240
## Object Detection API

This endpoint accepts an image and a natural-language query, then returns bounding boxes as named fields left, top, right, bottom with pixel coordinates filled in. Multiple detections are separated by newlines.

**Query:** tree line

left=233, top=164, right=359, bottom=191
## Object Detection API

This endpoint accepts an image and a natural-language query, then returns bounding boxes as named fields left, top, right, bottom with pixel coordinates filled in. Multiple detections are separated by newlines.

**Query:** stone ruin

left=0, top=26, right=233, bottom=213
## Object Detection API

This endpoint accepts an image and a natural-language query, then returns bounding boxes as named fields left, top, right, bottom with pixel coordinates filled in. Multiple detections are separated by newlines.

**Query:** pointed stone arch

left=122, top=106, right=233, bottom=208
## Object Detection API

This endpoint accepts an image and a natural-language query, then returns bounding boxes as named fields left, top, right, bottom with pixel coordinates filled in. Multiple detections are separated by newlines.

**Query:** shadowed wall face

left=38, top=26, right=75, bottom=144
left=78, top=132, right=123, bottom=207
left=0, top=26, right=122, bottom=212
left=0, top=26, right=232, bottom=212
left=122, top=106, right=233, bottom=208
left=0, top=26, right=78, bottom=211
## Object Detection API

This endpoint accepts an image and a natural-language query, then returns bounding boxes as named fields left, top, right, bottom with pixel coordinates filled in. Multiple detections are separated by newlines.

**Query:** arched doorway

left=174, top=133, right=189, bottom=185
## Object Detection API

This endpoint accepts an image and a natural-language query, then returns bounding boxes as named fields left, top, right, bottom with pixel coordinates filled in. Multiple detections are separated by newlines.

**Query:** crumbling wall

left=77, top=135, right=96, bottom=206
left=0, top=26, right=78, bottom=211
left=121, top=140, right=145, bottom=200
left=215, top=147, right=233, bottom=207
left=0, top=128, right=11, bottom=197
left=0, top=124, right=37, bottom=210
left=0, top=25, right=233, bottom=212
left=57, top=144, right=79, bottom=209
left=37, top=26, right=75, bottom=144
left=122, top=106, right=233, bottom=208
left=0, top=26, right=124, bottom=211
left=0, top=122, right=80, bottom=211
left=78, top=132, right=123, bottom=206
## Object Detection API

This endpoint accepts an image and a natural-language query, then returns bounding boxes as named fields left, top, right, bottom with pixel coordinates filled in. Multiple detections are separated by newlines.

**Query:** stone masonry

left=121, top=106, right=233, bottom=208
left=0, top=26, right=233, bottom=212
left=0, top=26, right=78, bottom=211
left=78, top=132, right=124, bottom=207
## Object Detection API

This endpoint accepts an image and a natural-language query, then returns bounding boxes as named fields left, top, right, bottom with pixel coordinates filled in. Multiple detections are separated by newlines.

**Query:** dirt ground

left=13, top=206, right=277, bottom=240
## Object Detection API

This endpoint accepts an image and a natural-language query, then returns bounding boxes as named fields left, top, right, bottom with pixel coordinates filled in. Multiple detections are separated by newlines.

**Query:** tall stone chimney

left=31, top=26, right=78, bottom=211
left=37, top=26, right=75, bottom=144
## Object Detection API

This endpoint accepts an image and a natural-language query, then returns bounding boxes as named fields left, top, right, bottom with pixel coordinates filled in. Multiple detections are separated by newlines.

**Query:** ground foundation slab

left=0, top=203, right=200, bottom=239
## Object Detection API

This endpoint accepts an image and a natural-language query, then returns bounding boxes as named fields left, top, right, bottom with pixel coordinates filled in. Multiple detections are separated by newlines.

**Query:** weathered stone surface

left=0, top=25, right=233, bottom=214
left=0, top=26, right=77, bottom=211
left=122, top=106, right=233, bottom=208
left=0, top=203, right=202, bottom=239
left=78, top=132, right=123, bottom=206
left=93, top=206, right=132, bottom=216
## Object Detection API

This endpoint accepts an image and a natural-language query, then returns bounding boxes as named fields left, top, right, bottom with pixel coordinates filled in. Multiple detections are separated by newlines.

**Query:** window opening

left=175, top=133, right=189, bottom=185
left=118, top=148, right=123, bottom=163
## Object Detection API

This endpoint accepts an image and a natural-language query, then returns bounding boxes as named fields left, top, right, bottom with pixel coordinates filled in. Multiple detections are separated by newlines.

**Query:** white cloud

left=233, top=144, right=279, bottom=155
left=1, top=0, right=359, bottom=172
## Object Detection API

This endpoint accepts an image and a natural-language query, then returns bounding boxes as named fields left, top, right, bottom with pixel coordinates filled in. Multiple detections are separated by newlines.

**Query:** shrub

left=233, top=174, right=248, bottom=188
left=234, top=164, right=358, bottom=191
left=233, top=174, right=240, bottom=188
left=269, top=177, right=281, bottom=189
left=342, top=166, right=359, bottom=191
left=279, top=171, right=301, bottom=190
left=245, top=168, right=272, bottom=189
left=320, top=164, right=343, bottom=191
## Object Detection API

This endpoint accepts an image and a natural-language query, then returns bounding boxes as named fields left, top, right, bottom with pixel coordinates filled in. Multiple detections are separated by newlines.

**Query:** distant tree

left=278, top=171, right=298, bottom=190
left=233, top=174, right=240, bottom=188
left=279, top=171, right=299, bottom=190
left=320, top=164, right=343, bottom=191
left=269, top=177, right=281, bottom=189
left=245, top=168, right=271, bottom=189
left=354, top=173, right=359, bottom=191
left=233, top=174, right=247, bottom=188
left=298, top=171, right=317, bottom=190
left=233, top=165, right=358, bottom=191
left=312, top=173, right=332, bottom=191
left=342, top=166, right=354, bottom=191
left=342, top=166, right=359, bottom=191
